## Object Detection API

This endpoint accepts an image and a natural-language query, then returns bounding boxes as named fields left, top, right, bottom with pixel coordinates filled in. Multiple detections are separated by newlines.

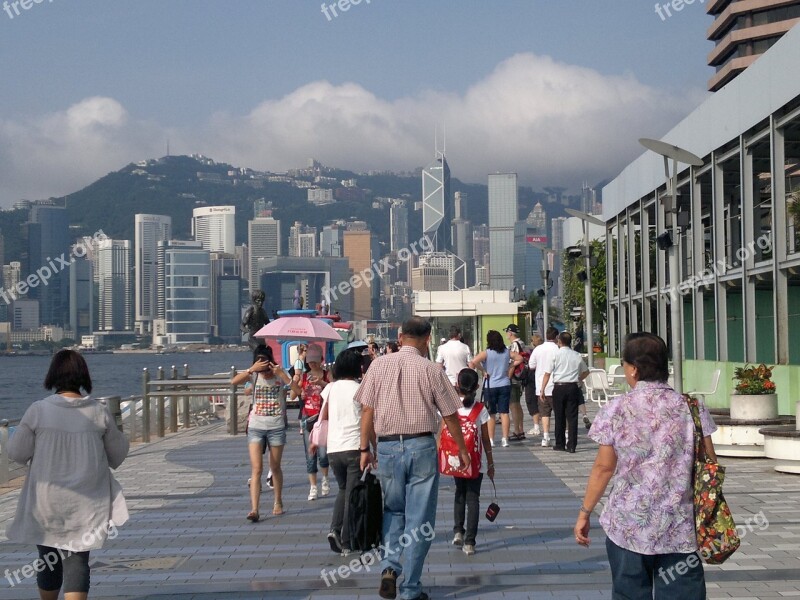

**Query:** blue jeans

left=377, top=435, right=439, bottom=600
left=301, top=417, right=329, bottom=474
left=606, top=537, right=707, bottom=599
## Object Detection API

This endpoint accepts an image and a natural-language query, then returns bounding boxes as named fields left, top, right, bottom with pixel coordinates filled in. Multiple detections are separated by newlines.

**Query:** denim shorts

left=247, top=426, right=286, bottom=448
left=484, top=385, right=511, bottom=414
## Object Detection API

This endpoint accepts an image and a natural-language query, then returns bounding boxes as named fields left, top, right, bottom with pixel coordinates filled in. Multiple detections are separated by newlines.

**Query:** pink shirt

left=589, top=381, right=717, bottom=555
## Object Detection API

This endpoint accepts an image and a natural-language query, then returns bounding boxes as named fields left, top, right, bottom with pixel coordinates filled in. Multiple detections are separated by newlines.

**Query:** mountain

left=0, top=154, right=582, bottom=263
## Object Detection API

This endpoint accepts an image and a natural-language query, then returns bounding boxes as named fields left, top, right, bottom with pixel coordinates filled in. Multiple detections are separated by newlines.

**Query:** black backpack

left=348, top=470, right=383, bottom=552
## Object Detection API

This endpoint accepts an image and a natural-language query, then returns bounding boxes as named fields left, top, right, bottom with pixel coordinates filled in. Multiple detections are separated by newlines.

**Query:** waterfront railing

left=0, top=364, right=246, bottom=485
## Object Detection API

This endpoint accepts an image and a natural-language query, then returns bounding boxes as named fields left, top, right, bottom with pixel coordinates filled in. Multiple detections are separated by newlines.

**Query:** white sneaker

left=501, top=437, right=509, bottom=448
left=308, top=484, right=318, bottom=501
left=490, top=439, right=494, bottom=447
left=541, top=436, right=551, bottom=447
left=321, top=476, right=330, bottom=497
left=463, top=544, right=475, bottom=555
left=452, top=532, right=464, bottom=547
left=528, top=425, right=541, bottom=436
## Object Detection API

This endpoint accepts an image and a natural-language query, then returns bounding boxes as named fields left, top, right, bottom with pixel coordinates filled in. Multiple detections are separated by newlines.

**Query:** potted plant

left=730, top=364, right=778, bottom=420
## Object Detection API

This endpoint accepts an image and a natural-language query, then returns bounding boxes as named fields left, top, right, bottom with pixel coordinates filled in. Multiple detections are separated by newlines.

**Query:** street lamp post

left=638, top=138, right=703, bottom=394
left=531, top=243, right=551, bottom=335
left=566, top=208, right=605, bottom=369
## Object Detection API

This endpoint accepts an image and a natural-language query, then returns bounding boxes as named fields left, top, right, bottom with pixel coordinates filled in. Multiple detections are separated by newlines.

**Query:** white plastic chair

left=591, top=369, right=627, bottom=406
left=687, top=368, right=721, bottom=401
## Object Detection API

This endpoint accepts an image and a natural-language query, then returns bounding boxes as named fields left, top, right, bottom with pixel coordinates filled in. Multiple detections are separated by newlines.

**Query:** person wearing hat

left=291, top=344, right=331, bottom=501
left=504, top=323, right=527, bottom=442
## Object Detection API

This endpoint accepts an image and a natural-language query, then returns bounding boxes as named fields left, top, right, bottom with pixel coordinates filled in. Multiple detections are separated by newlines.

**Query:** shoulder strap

left=684, top=394, right=705, bottom=462
left=468, top=403, right=483, bottom=422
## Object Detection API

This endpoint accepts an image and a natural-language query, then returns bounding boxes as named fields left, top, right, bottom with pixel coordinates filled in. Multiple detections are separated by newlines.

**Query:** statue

left=242, top=290, right=270, bottom=350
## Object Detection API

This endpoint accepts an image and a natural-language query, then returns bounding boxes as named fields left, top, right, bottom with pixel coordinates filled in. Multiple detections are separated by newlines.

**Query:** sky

left=0, top=0, right=715, bottom=207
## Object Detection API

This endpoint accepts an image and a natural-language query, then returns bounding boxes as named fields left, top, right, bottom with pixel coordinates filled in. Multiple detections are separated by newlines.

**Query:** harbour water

left=0, top=350, right=250, bottom=422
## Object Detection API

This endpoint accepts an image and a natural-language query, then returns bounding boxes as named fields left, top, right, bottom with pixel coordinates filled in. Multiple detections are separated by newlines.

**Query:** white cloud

left=0, top=54, right=704, bottom=207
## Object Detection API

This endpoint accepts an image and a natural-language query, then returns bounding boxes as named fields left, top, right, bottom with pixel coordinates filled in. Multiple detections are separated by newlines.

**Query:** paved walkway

left=1, top=406, right=799, bottom=599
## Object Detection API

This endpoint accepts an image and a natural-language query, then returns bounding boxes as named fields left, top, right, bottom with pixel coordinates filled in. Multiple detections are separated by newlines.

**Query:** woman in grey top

left=6, top=349, right=129, bottom=600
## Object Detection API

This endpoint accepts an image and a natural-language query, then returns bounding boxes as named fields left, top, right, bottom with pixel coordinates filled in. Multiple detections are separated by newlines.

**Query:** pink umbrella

left=254, top=316, right=343, bottom=342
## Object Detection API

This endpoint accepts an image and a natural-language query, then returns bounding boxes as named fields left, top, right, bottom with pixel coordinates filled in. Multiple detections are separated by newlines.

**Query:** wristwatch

left=360, top=447, right=371, bottom=453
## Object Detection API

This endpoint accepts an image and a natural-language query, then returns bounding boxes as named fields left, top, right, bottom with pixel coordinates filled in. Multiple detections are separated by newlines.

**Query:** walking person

left=445, top=369, right=494, bottom=556
left=435, top=325, right=473, bottom=386
left=540, top=332, right=589, bottom=453
left=469, top=330, right=522, bottom=448
left=315, top=349, right=375, bottom=556
left=232, top=344, right=292, bottom=520
left=6, top=350, right=129, bottom=600
left=530, top=327, right=560, bottom=447
left=525, top=333, right=543, bottom=437
left=575, top=332, right=718, bottom=597
left=504, top=324, right=527, bottom=440
left=291, top=344, right=331, bottom=501
left=357, top=316, right=470, bottom=600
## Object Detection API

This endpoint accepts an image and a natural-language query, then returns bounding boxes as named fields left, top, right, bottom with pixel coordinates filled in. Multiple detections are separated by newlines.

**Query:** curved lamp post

left=566, top=208, right=605, bottom=369
left=638, top=138, right=704, bottom=393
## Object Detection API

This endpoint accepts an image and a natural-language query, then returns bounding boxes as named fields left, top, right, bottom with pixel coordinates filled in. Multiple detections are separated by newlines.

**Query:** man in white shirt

left=540, top=331, right=589, bottom=453
left=529, top=327, right=560, bottom=446
left=435, top=326, right=473, bottom=386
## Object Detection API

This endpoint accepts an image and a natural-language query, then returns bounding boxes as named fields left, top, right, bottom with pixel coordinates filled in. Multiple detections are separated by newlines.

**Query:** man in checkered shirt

left=357, top=316, right=469, bottom=600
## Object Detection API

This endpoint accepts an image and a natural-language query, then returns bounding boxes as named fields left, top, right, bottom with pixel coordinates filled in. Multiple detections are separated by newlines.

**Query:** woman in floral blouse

left=574, top=332, right=718, bottom=597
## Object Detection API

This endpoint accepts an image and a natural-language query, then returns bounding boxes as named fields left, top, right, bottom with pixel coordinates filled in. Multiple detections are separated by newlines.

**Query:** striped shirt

left=355, top=345, right=463, bottom=436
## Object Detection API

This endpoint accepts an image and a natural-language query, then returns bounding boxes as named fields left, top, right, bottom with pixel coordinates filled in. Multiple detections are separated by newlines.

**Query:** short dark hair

left=332, top=349, right=362, bottom=380
left=44, top=349, right=92, bottom=395
left=622, top=332, right=669, bottom=383
left=449, top=326, right=461, bottom=339
left=253, top=344, right=274, bottom=364
left=486, top=330, right=506, bottom=353
left=402, top=316, right=432, bottom=339
left=558, top=332, right=572, bottom=347
left=386, top=342, right=399, bottom=353
left=545, top=326, right=558, bottom=341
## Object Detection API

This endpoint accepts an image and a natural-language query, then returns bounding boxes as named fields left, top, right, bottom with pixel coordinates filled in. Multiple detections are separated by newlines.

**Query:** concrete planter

left=730, top=393, right=778, bottom=421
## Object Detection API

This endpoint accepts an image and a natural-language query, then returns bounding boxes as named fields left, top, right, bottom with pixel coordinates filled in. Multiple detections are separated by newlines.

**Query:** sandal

left=273, top=502, right=284, bottom=516
left=246, top=511, right=260, bottom=522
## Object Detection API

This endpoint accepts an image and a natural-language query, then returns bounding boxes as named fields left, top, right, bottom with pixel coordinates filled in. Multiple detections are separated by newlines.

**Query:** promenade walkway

left=1, top=406, right=799, bottom=599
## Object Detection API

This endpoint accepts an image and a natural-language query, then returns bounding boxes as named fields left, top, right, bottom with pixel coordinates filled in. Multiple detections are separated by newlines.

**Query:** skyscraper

left=135, top=214, right=172, bottom=335
left=473, top=224, right=490, bottom=268
left=451, top=192, right=474, bottom=289
left=158, top=240, right=210, bottom=345
left=28, top=203, right=69, bottom=326
left=489, top=173, right=517, bottom=290
left=210, top=252, right=241, bottom=343
left=389, top=200, right=409, bottom=252
left=320, top=222, right=345, bottom=257
left=192, top=206, right=235, bottom=254
left=248, top=217, right=281, bottom=293
left=422, top=151, right=452, bottom=252
left=343, top=228, right=377, bottom=321
left=96, top=238, right=132, bottom=331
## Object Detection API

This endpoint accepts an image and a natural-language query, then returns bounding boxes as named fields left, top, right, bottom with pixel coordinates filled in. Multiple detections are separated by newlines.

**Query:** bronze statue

left=242, top=290, right=270, bottom=350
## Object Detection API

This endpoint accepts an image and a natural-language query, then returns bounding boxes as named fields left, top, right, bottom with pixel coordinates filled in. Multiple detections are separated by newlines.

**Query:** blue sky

left=0, top=0, right=714, bottom=206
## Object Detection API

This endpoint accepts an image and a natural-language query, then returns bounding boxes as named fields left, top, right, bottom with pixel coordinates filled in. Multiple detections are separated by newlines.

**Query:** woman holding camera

left=232, top=344, right=291, bottom=521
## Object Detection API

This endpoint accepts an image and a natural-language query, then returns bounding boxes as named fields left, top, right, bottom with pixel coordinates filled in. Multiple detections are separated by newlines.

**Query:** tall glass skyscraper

left=158, top=240, right=210, bottom=345
left=422, top=152, right=452, bottom=252
left=248, top=217, right=281, bottom=292
left=135, top=214, right=172, bottom=335
left=489, top=173, right=518, bottom=290
left=27, top=204, right=69, bottom=326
